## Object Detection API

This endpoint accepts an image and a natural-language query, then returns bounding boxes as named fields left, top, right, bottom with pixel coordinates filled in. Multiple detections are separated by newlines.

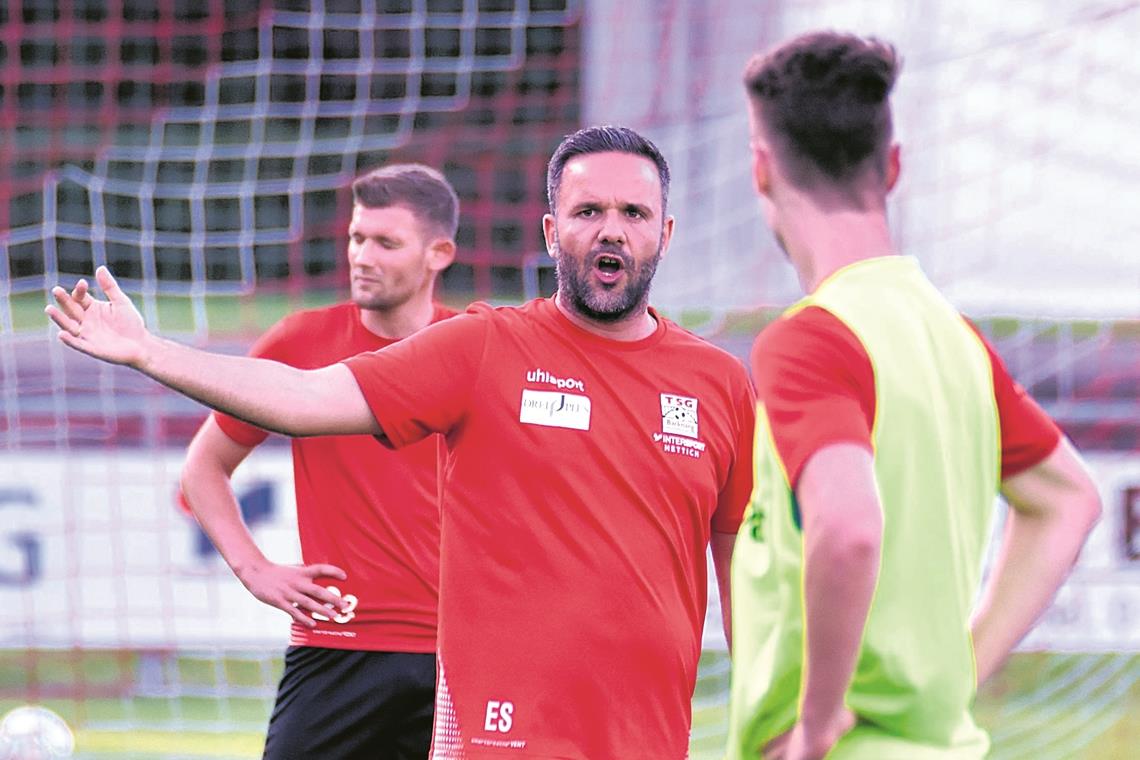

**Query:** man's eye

left=579, top=208, right=597, bottom=218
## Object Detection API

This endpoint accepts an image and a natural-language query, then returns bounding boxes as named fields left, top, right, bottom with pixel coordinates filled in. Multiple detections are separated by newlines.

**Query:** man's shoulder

left=272, top=301, right=357, bottom=334
left=754, top=305, right=855, bottom=357
left=657, top=315, right=748, bottom=372
left=457, top=297, right=551, bottom=328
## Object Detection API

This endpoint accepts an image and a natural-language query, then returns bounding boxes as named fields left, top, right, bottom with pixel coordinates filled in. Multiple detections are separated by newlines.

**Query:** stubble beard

left=552, top=233, right=662, bottom=324
left=351, top=274, right=422, bottom=313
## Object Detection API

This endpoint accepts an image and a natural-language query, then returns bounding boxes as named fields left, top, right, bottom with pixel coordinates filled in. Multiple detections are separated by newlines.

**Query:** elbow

left=835, top=530, right=882, bottom=567
left=816, top=524, right=882, bottom=575
left=1078, top=487, right=1103, bottom=534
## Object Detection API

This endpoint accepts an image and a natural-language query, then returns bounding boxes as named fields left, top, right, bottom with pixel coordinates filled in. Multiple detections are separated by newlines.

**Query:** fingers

left=44, top=303, right=81, bottom=337
left=300, top=563, right=348, bottom=581
left=307, top=582, right=350, bottom=610
left=48, top=285, right=87, bottom=326
left=284, top=601, right=319, bottom=628
left=95, top=265, right=129, bottom=305
left=71, top=279, right=94, bottom=310
left=282, top=586, right=346, bottom=625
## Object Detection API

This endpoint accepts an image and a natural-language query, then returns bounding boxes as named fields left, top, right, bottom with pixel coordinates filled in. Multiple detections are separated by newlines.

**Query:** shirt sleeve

left=964, top=321, right=1062, bottom=479
left=341, top=309, right=490, bottom=448
left=213, top=315, right=302, bottom=447
left=750, top=307, right=876, bottom=490
left=711, top=365, right=757, bottom=534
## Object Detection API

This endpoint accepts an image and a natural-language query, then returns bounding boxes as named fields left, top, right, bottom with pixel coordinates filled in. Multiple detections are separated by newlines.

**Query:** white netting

left=581, top=2, right=1140, bottom=757
left=2, top=2, right=1138, bottom=757
left=3, top=0, right=580, bottom=334
left=1, top=2, right=580, bottom=750
left=584, top=0, right=1140, bottom=320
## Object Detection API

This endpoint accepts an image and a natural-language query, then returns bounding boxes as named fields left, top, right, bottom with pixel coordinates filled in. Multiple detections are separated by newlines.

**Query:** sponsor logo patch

left=519, top=389, right=591, bottom=431
left=653, top=431, right=706, bottom=459
left=660, top=393, right=699, bottom=438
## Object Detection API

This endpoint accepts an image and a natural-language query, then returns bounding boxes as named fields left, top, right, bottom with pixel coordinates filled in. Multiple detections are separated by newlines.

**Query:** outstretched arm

left=181, top=417, right=349, bottom=626
left=971, top=438, right=1101, bottom=686
left=46, top=267, right=377, bottom=437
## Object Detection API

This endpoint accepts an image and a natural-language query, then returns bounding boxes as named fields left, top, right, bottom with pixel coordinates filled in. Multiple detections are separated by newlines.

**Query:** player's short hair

left=351, top=163, right=460, bottom=239
left=546, top=125, right=671, bottom=215
left=744, top=31, right=899, bottom=194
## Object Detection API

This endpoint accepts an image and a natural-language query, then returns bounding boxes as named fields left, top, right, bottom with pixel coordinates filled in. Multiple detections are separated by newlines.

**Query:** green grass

left=2, top=650, right=1138, bottom=759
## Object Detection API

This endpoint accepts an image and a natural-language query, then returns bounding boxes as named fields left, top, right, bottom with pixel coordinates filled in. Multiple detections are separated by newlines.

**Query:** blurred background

left=1, top=0, right=1138, bottom=757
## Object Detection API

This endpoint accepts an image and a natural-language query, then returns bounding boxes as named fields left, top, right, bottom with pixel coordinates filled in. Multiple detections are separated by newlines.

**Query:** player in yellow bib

left=727, top=31, right=1103, bottom=760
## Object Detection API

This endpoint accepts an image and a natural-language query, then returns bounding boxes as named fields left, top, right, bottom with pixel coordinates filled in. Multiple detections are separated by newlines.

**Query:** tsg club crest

left=660, top=393, right=699, bottom=438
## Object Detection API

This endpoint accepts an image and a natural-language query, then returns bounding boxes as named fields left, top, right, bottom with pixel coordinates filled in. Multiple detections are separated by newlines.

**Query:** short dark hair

left=744, top=31, right=899, bottom=192
left=351, top=163, right=460, bottom=238
left=546, top=125, right=671, bottom=214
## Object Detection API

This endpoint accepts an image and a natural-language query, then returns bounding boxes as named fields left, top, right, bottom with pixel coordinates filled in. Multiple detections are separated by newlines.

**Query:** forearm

left=180, top=422, right=268, bottom=579
left=181, top=466, right=268, bottom=578
left=971, top=509, right=1092, bottom=685
left=711, top=530, right=736, bottom=652
left=138, top=334, right=369, bottom=436
left=974, top=439, right=1102, bottom=685
left=800, top=533, right=880, bottom=727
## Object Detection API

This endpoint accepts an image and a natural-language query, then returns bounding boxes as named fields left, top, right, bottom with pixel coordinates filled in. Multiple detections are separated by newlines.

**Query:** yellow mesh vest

left=727, top=257, right=1000, bottom=759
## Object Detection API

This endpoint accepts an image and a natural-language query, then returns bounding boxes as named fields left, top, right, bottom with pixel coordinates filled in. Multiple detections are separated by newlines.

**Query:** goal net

left=2, top=0, right=1138, bottom=758
left=2, top=1, right=582, bottom=755
left=587, top=2, right=1138, bottom=757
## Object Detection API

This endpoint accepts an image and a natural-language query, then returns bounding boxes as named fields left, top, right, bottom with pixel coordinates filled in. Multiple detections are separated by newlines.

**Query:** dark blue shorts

left=262, top=646, right=436, bottom=760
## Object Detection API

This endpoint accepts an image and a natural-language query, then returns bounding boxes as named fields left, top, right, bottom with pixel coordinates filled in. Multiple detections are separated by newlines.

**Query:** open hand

left=45, top=266, right=152, bottom=367
left=237, top=559, right=350, bottom=628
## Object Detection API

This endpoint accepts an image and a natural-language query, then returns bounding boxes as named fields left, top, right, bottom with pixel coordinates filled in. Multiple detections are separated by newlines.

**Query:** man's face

left=346, top=204, right=436, bottom=311
left=544, top=152, right=673, bottom=323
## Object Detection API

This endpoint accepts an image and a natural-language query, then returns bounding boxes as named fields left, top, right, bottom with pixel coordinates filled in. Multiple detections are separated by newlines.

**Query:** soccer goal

left=2, top=1, right=1138, bottom=758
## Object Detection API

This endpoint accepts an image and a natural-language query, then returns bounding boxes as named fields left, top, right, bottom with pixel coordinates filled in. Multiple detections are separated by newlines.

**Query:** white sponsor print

left=483, top=700, right=515, bottom=732
left=310, top=585, right=358, bottom=624
left=653, top=431, right=706, bottom=459
left=519, top=389, right=592, bottom=431
left=660, top=393, right=699, bottom=438
left=526, top=368, right=586, bottom=392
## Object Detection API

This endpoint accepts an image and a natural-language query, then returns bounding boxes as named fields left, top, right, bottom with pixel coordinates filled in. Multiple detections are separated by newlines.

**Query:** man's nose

left=597, top=210, right=627, bottom=246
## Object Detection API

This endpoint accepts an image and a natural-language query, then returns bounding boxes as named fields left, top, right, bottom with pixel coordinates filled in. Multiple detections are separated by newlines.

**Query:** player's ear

left=542, top=213, right=558, bottom=259
left=426, top=237, right=456, bottom=273
left=751, top=140, right=772, bottom=199
left=885, top=142, right=901, bottom=193
left=658, top=215, right=675, bottom=260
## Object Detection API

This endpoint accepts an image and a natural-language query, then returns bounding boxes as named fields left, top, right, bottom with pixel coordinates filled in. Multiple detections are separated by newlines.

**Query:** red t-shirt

left=215, top=302, right=456, bottom=653
left=343, top=298, right=755, bottom=759
left=750, top=306, right=1061, bottom=488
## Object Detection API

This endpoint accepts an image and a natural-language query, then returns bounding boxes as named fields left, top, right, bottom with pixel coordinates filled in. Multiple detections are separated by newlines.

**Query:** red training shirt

left=750, top=306, right=1061, bottom=489
left=343, top=297, right=756, bottom=759
left=215, top=302, right=456, bottom=652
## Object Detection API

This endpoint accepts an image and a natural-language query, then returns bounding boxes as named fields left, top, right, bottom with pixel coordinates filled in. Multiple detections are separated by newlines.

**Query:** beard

left=350, top=272, right=422, bottom=312
left=553, top=235, right=663, bottom=323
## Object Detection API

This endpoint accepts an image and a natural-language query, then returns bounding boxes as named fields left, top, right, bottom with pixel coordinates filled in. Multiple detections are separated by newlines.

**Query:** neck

left=783, top=197, right=897, bottom=293
left=554, top=293, right=658, bottom=341
left=357, top=290, right=437, bottom=339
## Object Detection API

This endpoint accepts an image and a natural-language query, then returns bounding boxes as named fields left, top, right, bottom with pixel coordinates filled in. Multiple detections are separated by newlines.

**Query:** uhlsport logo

left=660, top=393, right=699, bottom=438
left=526, top=368, right=586, bottom=392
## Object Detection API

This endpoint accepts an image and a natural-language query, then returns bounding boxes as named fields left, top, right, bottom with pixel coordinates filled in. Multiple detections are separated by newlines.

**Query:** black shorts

left=262, top=646, right=436, bottom=760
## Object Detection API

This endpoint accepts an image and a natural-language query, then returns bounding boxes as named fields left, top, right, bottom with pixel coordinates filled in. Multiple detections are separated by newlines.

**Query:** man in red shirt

left=48, top=126, right=756, bottom=759
left=179, top=164, right=459, bottom=759
left=728, top=31, right=1102, bottom=760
